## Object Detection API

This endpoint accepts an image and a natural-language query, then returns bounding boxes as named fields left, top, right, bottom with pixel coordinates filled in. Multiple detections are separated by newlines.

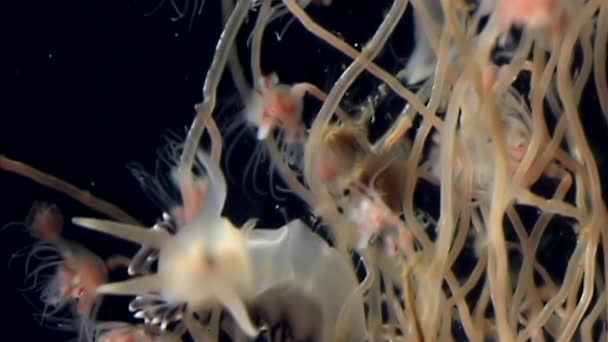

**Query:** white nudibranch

left=71, top=150, right=365, bottom=341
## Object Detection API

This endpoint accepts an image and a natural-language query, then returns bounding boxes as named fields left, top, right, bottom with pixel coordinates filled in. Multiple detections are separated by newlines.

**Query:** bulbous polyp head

left=246, top=73, right=304, bottom=141
left=26, top=201, right=64, bottom=242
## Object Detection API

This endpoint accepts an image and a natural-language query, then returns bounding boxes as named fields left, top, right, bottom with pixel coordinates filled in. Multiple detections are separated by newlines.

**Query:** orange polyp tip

left=550, top=10, right=569, bottom=36
left=274, top=93, right=297, bottom=117
left=26, top=202, right=64, bottom=241
left=500, top=0, right=559, bottom=30
left=181, top=178, right=208, bottom=226
left=482, top=68, right=497, bottom=92
left=318, top=162, right=338, bottom=181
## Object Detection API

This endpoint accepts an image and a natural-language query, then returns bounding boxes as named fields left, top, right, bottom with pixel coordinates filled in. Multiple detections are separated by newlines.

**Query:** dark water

left=1, top=0, right=605, bottom=341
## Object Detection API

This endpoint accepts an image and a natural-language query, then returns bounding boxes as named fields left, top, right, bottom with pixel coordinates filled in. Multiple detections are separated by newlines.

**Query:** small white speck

left=90, top=181, right=96, bottom=187
left=48, top=53, right=53, bottom=59
left=174, top=32, right=179, bottom=37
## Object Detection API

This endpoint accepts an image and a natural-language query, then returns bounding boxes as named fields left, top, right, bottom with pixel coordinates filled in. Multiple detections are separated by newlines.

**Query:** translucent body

left=245, top=220, right=366, bottom=341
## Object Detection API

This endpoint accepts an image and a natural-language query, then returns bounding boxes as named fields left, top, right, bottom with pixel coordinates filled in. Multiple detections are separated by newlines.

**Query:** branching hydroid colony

left=3, top=0, right=608, bottom=340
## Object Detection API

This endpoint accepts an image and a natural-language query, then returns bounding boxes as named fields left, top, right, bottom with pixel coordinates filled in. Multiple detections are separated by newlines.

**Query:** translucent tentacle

left=72, top=218, right=168, bottom=249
